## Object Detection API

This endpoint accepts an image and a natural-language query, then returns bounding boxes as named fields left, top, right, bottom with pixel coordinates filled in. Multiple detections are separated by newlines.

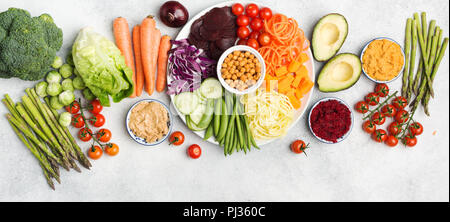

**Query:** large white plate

left=168, top=0, right=315, bottom=146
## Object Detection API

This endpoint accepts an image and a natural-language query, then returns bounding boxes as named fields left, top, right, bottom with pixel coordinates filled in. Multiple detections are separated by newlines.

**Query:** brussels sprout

left=58, top=90, right=75, bottom=106
left=50, top=96, right=64, bottom=110
left=52, top=56, right=63, bottom=69
left=35, top=81, right=48, bottom=98
left=59, top=64, right=73, bottom=78
left=47, top=83, right=62, bottom=96
left=58, top=112, right=72, bottom=127
left=61, top=79, right=74, bottom=91
left=83, top=88, right=96, bottom=101
left=66, top=52, right=74, bottom=66
left=46, top=71, right=62, bottom=83
left=73, top=76, right=86, bottom=90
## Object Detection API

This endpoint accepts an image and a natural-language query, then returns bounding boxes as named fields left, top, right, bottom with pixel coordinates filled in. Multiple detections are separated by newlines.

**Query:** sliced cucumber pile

left=200, top=78, right=223, bottom=99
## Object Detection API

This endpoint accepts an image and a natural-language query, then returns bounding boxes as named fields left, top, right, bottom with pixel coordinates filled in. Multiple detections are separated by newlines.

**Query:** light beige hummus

left=129, top=102, right=169, bottom=143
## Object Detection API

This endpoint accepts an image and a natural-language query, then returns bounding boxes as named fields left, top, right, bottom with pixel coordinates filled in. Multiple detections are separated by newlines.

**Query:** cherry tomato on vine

left=381, top=104, right=397, bottom=117
left=88, top=145, right=103, bottom=160
left=246, top=38, right=259, bottom=50
left=96, top=128, right=111, bottom=143
left=236, top=15, right=250, bottom=27
left=65, top=101, right=80, bottom=114
left=231, top=3, right=245, bottom=16
left=71, top=113, right=85, bottom=128
left=237, top=26, right=250, bottom=39
left=403, top=135, right=417, bottom=147
left=409, top=122, right=423, bottom=136
left=371, top=112, right=386, bottom=125
left=250, top=18, right=264, bottom=31
left=365, top=92, right=380, bottom=106
left=385, top=135, right=399, bottom=147
left=258, top=32, right=271, bottom=46
left=375, top=83, right=390, bottom=97
left=88, top=99, right=103, bottom=114
left=392, top=96, right=408, bottom=110
left=78, top=128, right=92, bottom=142
left=290, top=140, right=309, bottom=155
left=89, top=113, right=105, bottom=127
left=237, top=39, right=247, bottom=45
left=372, top=129, right=388, bottom=143
left=355, top=101, right=370, bottom=114
left=388, top=122, right=402, bottom=136
left=105, top=143, right=119, bottom=156
left=245, top=3, right=259, bottom=18
left=259, top=7, right=273, bottom=20
left=187, top=144, right=202, bottom=159
left=169, top=131, right=185, bottom=146
left=362, top=120, right=377, bottom=134
left=249, top=31, right=260, bottom=40
left=395, top=110, right=409, bottom=123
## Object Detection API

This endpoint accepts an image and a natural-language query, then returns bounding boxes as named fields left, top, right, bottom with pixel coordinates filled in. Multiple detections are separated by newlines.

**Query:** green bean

left=213, top=99, right=221, bottom=137
left=204, top=123, right=214, bottom=141
left=216, top=99, right=228, bottom=141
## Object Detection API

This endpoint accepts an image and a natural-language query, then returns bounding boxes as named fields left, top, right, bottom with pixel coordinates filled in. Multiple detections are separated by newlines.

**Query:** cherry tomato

left=245, top=3, right=259, bottom=18
left=362, top=120, right=377, bottom=134
left=246, top=38, right=259, bottom=50
left=403, top=135, right=417, bottom=147
left=169, top=131, right=185, bottom=146
left=88, top=99, right=103, bottom=114
left=395, top=110, right=409, bottom=123
left=89, top=113, right=105, bottom=127
left=355, top=101, right=370, bottom=114
left=371, top=112, right=386, bottom=125
left=409, top=122, right=423, bottom=136
left=236, top=15, right=250, bottom=27
left=96, top=128, right=111, bottom=143
left=290, top=140, right=309, bottom=155
left=250, top=18, right=263, bottom=31
left=71, top=113, right=85, bottom=128
left=365, top=92, right=380, bottom=106
left=187, top=144, right=201, bottom=159
left=105, top=143, right=119, bottom=156
left=375, top=83, right=390, bottom=97
left=237, top=26, right=250, bottom=39
left=78, top=128, right=92, bottom=142
left=392, top=96, right=408, bottom=110
left=259, top=7, right=273, bottom=20
left=381, top=104, right=397, bottom=117
left=385, top=135, right=399, bottom=147
left=372, top=129, right=388, bottom=143
left=388, top=122, right=402, bottom=136
left=65, top=101, right=80, bottom=114
left=87, top=145, right=103, bottom=160
left=249, top=31, right=260, bottom=40
left=237, top=39, right=247, bottom=45
left=258, top=32, right=271, bottom=46
left=231, top=3, right=245, bottom=16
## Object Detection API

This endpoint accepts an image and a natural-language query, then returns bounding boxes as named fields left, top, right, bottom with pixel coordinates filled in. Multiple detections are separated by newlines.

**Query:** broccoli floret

left=0, top=8, right=63, bottom=81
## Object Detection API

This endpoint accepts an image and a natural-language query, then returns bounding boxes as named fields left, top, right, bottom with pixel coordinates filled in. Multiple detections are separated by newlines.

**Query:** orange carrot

left=156, top=35, right=171, bottom=92
left=147, top=28, right=161, bottom=95
left=132, top=25, right=144, bottom=97
left=140, top=16, right=156, bottom=95
left=113, top=17, right=136, bottom=98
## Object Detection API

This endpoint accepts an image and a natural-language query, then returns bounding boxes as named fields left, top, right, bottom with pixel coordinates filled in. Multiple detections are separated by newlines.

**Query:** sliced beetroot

left=215, top=37, right=236, bottom=51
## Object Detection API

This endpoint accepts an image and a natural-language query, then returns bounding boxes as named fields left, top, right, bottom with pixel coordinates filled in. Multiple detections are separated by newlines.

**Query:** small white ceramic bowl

left=360, top=37, right=406, bottom=84
left=125, top=99, right=173, bottom=146
left=308, top=97, right=354, bottom=144
left=217, top=45, right=266, bottom=95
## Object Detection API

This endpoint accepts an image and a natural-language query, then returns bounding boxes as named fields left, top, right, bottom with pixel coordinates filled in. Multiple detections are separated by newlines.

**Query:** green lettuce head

left=72, top=27, right=134, bottom=106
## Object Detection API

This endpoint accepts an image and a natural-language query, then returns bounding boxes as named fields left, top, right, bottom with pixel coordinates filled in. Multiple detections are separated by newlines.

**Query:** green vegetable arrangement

left=0, top=8, right=63, bottom=81
left=72, top=27, right=134, bottom=106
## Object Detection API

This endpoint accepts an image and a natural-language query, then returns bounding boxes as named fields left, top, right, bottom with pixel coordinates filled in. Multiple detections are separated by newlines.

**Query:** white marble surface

left=0, top=0, right=448, bottom=202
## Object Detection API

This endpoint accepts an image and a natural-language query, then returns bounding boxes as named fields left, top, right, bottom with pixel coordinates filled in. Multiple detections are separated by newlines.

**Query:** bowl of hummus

left=126, top=99, right=172, bottom=146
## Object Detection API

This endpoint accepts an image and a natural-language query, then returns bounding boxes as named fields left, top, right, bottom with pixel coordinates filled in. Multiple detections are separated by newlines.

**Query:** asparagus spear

left=15, top=104, right=51, bottom=144
left=407, top=19, right=418, bottom=101
left=402, top=18, right=412, bottom=98
left=416, top=18, right=435, bottom=96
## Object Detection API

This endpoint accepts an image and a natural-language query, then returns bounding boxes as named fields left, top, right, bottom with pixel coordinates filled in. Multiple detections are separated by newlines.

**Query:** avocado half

left=317, top=53, right=361, bottom=92
left=312, top=13, right=348, bottom=62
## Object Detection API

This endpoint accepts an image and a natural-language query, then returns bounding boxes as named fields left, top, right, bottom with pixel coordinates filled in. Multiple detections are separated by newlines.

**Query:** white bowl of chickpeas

left=217, top=45, right=266, bottom=95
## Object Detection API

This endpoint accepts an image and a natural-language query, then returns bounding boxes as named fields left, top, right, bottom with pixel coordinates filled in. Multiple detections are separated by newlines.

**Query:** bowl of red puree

left=308, top=98, right=353, bottom=144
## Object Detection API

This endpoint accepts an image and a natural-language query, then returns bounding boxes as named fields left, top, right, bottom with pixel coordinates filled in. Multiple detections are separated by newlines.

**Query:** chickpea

left=232, top=75, right=237, bottom=80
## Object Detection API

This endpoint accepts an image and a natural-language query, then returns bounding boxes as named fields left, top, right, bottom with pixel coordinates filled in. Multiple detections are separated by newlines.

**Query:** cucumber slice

left=194, top=89, right=207, bottom=103
left=186, top=115, right=208, bottom=131
left=200, top=78, right=223, bottom=99
left=174, top=92, right=199, bottom=115
left=190, top=102, right=207, bottom=125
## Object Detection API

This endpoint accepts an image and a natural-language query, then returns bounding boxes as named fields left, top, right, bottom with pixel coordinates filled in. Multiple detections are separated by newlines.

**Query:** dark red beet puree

left=310, top=100, right=351, bottom=143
